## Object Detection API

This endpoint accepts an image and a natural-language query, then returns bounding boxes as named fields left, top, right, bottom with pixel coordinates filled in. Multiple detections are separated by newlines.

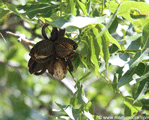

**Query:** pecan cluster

left=28, top=23, right=78, bottom=80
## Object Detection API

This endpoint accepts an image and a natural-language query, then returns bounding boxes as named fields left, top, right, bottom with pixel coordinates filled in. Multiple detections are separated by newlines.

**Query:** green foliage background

left=0, top=0, right=149, bottom=119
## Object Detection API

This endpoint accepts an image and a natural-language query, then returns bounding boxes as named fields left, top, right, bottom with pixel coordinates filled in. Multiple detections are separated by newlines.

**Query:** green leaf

left=96, top=3, right=120, bottom=38
left=17, top=3, right=59, bottom=19
left=92, top=27, right=103, bottom=59
left=56, top=103, right=80, bottom=120
left=90, top=32, right=100, bottom=75
left=118, top=67, right=136, bottom=88
left=87, top=0, right=91, bottom=15
left=106, top=1, right=118, bottom=14
left=94, top=115, right=101, bottom=120
left=141, top=99, right=149, bottom=111
left=69, top=0, right=76, bottom=16
left=97, top=23, right=121, bottom=50
left=118, top=1, right=149, bottom=23
left=136, top=71, right=149, bottom=83
left=6, top=3, right=20, bottom=15
left=122, top=33, right=142, bottom=41
left=95, top=24, right=110, bottom=69
left=142, top=21, right=149, bottom=49
left=107, top=1, right=149, bottom=32
left=112, top=75, right=118, bottom=92
left=76, top=0, right=88, bottom=15
left=0, top=8, right=10, bottom=19
left=134, top=79, right=149, bottom=103
left=80, top=39, right=92, bottom=69
left=77, top=82, right=87, bottom=104
left=71, top=52, right=81, bottom=69
left=6, top=3, right=30, bottom=22
left=101, top=35, right=110, bottom=69
left=124, top=96, right=142, bottom=116
left=109, top=44, right=119, bottom=54
left=135, top=63, right=146, bottom=76
left=129, top=48, right=149, bottom=69
left=124, top=104, right=131, bottom=116
left=48, top=15, right=68, bottom=28
left=118, top=49, right=149, bottom=88
left=108, top=17, right=118, bottom=34
left=85, top=102, right=94, bottom=114
left=53, top=15, right=107, bottom=29
left=70, top=92, right=79, bottom=106
left=105, top=30, right=121, bottom=50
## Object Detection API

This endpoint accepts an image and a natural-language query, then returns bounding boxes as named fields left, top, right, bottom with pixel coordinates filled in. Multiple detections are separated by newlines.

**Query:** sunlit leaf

left=92, top=27, right=103, bottom=58
left=107, top=1, right=149, bottom=32
left=90, top=32, right=100, bottom=75
left=69, top=0, right=76, bottom=16
left=118, top=1, right=149, bottom=23
left=76, top=0, right=88, bottom=15
left=85, top=102, right=94, bottom=114
left=53, top=15, right=107, bottom=29
left=97, top=24, right=121, bottom=50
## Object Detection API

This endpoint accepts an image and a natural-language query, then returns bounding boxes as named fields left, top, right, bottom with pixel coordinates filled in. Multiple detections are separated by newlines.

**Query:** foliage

left=0, top=0, right=149, bottom=119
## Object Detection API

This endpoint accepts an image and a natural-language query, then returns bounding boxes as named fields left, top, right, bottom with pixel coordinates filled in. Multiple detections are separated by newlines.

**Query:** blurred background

left=1, top=0, right=149, bottom=119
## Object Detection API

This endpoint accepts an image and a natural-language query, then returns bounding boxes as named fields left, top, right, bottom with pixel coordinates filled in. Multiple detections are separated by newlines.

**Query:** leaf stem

left=78, top=71, right=91, bottom=81
left=68, top=69, right=77, bottom=83
left=99, top=72, right=112, bottom=84
left=118, top=49, right=142, bottom=53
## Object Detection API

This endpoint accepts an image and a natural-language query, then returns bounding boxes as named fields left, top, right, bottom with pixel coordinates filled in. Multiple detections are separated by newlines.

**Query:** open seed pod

left=28, top=58, right=47, bottom=75
left=29, top=40, right=54, bottom=63
left=48, top=57, right=67, bottom=80
left=55, top=37, right=78, bottom=58
left=28, top=23, right=78, bottom=80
